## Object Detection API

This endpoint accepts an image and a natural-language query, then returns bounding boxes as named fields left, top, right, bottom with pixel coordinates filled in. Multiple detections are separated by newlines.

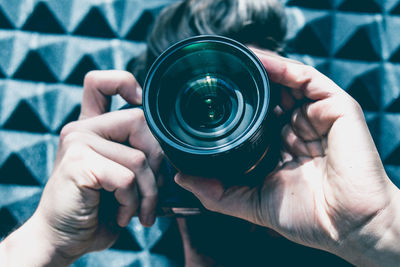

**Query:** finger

left=114, top=181, right=139, bottom=227
left=250, top=47, right=303, bottom=65
left=290, top=86, right=305, bottom=101
left=281, top=124, right=309, bottom=158
left=61, top=130, right=158, bottom=227
left=303, top=97, right=354, bottom=136
left=273, top=105, right=284, bottom=118
left=69, top=147, right=139, bottom=228
left=89, top=136, right=158, bottom=227
left=124, top=151, right=157, bottom=227
left=80, top=70, right=142, bottom=119
left=62, top=109, right=163, bottom=172
left=174, top=174, right=264, bottom=225
left=279, top=149, right=294, bottom=167
left=281, top=86, right=296, bottom=112
left=291, top=107, right=319, bottom=141
left=253, top=51, right=342, bottom=100
left=292, top=106, right=327, bottom=157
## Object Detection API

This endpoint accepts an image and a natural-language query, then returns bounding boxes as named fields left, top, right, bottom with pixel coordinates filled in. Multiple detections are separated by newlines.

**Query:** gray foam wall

left=0, top=0, right=398, bottom=266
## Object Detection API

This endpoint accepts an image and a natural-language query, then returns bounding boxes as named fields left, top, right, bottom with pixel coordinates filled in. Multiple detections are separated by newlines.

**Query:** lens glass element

left=144, top=36, right=269, bottom=151
left=182, top=75, right=231, bottom=129
left=174, top=74, right=244, bottom=140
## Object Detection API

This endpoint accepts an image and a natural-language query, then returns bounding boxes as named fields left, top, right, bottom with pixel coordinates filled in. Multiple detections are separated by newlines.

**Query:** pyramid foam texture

left=0, top=0, right=398, bottom=266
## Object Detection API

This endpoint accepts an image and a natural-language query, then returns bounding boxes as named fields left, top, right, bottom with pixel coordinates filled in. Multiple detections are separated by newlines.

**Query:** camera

left=143, top=35, right=279, bottom=182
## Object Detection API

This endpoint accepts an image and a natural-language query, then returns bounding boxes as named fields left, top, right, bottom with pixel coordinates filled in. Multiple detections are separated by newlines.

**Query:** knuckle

left=62, top=132, right=82, bottom=146
left=127, top=109, right=146, bottom=134
left=83, top=70, right=100, bottom=87
left=120, top=71, right=136, bottom=82
left=62, top=143, right=87, bottom=164
left=338, top=94, right=363, bottom=116
left=151, top=147, right=164, bottom=164
left=59, top=122, right=81, bottom=144
left=143, top=190, right=158, bottom=199
left=298, top=65, right=316, bottom=84
left=131, top=108, right=145, bottom=123
left=114, top=169, right=136, bottom=190
left=350, top=97, right=363, bottom=113
left=278, top=63, right=289, bottom=83
left=115, top=71, right=136, bottom=91
left=202, top=200, right=217, bottom=212
left=303, top=65, right=316, bottom=76
left=148, top=183, right=159, bottom=194
left=121, top=171, right=136, bottom=187
left=123, top=109, right=145, bottom=127
left=132, top=151, right=148, bottom=169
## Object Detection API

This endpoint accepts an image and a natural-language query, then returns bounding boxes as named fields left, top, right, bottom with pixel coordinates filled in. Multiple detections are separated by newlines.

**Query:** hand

left=0, top=71, right=163, bottom=266
left=77, top=70, right=164, bottom=227
left=175, top=51, right=400, bottom=266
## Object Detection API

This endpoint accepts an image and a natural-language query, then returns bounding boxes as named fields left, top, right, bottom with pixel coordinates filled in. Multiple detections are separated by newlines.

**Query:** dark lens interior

left=181, top=75, right=232, bottom=129
left=147, top=41, right=265, bottom=149
left=174, top=74, right=243, bottom=141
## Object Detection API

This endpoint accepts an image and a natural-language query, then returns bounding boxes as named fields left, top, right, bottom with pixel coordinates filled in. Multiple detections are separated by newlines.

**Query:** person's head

left=130, top=0, right=287, bottom=85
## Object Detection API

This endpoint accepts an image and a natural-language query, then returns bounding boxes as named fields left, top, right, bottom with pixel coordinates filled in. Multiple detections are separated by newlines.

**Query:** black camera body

left=132, top=35, right=281, bottom=214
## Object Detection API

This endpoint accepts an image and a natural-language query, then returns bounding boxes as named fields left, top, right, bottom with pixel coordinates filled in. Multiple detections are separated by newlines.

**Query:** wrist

left=0, top=212, right=74, bottom=267
left=337, top=183, right=400, bottom=266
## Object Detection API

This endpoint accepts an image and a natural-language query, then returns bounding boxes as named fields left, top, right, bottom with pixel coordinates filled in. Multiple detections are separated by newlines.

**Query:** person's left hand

left=174, top=52, right=400, bottom=266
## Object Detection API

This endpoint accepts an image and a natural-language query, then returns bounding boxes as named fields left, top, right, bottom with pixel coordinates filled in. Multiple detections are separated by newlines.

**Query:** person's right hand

left=78, top=70, right=164, bottom=227
left=176, top=51, right=400, bottom=266
left=0, top=71, right=164, bottom=266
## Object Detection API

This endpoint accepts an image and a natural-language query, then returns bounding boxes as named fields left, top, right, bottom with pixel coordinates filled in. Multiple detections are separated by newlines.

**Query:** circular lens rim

left=143, top=35, right=271, bottom=155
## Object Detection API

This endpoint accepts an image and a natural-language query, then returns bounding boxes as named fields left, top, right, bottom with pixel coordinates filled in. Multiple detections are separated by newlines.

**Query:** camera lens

left=181, top=76, right=232, bottom=129
left=176, top=75, right=244, bottom=139
left=143, top=35, right=279, bottom=178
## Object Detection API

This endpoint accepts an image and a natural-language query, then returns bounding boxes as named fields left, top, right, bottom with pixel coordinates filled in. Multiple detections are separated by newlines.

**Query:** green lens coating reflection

left=180, top=75, right=233, bottom=130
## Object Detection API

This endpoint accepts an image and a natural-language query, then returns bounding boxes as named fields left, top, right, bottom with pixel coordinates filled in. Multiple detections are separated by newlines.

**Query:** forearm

left=0, top=213, right=73, bottom=267
left=338, top=184, right=400, bottom=267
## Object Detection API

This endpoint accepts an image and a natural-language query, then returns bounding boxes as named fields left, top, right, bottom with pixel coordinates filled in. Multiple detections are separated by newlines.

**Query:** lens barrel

left=143, top=35, right=278, bottom=179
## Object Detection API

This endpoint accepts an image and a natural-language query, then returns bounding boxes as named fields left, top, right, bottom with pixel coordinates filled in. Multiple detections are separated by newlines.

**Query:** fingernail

left=174, top=174, right=184, bottom=185
left=136, top=86, right=143, bottom=103
left=174, top=174, right=191, bottom=191
left=118, top=215, right=129, bottom=228
left=145, top=213, right=156, bottom=227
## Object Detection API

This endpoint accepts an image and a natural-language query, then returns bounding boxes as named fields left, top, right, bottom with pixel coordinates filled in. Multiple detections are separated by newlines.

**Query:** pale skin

left=1, top=51, right=400, bottom=266
left=176, top=50, right=400, bottom=266
left=0, top=71, right=164, bottom=266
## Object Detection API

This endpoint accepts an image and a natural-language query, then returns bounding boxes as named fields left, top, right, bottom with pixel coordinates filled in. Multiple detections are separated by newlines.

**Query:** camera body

left=139, top=35, right=280, bottom=213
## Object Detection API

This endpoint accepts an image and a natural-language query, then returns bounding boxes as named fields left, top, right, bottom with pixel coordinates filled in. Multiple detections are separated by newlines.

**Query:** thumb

left=174, top=173, right=262, bottom=224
